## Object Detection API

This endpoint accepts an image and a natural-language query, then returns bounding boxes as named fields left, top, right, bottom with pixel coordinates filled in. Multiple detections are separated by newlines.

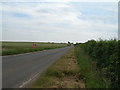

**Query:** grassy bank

left=2, top=42, right=67, bottom=56
left=30, top=48, right=85, bottom=88
left=75, top=46, right=110, bottom=88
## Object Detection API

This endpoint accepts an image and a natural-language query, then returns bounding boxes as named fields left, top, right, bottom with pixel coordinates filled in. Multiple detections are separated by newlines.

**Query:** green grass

left=30, top=48, right=85, bottom=88
left=0, top=42, right=2, bottom=56
left=2, top=42, right=67, bottom=56
left=75, top=46, right=110, bottom=88
left=78, top=39, right=119, bottom=88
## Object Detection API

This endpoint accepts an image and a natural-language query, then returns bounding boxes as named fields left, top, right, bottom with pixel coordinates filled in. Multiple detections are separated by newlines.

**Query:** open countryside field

left=2, top=42, right=67, bottom=56
left=2, top=40, right=119, bottom=88
left=2, top=1, right=118, bottom=89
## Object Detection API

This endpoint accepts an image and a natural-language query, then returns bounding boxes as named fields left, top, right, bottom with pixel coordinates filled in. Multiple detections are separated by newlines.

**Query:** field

left=2, top=42, right=67, bottom=56
left=75, top=39, right=119, bottom=88
left=2, top=39, right=119, bottom=88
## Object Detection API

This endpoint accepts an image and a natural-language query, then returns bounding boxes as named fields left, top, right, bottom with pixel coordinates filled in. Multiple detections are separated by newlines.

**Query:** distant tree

left=68, top=41, right=71, bottom=46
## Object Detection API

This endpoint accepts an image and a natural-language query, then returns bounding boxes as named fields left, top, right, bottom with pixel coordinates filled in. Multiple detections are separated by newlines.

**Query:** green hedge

left=78, top=39, right=119, bottom=88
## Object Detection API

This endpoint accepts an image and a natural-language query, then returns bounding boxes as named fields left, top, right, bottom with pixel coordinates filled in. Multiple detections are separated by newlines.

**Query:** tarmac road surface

left=2, top=46, right=72, bottom=88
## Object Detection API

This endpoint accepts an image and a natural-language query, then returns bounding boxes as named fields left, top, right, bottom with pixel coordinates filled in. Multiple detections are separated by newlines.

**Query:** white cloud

left=0, top=3, right=2, bottom=41
left=1, top=0, right=119, bottom=2
left=2, top=2, right=118, bottom=43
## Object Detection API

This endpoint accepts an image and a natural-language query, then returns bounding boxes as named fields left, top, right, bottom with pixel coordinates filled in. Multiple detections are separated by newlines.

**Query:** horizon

left=1, top=37, right=118, bottom=44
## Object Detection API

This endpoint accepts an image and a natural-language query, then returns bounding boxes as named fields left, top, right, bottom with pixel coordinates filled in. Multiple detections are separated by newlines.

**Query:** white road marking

left=19, top=72, right=41, bottom=88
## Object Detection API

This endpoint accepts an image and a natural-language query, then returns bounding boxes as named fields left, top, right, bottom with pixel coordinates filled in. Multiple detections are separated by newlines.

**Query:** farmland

left=2, top=42, right=67, bottom=56
left=2, top=39, right=119, bottom=88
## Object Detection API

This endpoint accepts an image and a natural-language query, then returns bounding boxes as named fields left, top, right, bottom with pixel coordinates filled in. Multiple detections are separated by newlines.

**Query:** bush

left=78, top=39, right=119, bottom=88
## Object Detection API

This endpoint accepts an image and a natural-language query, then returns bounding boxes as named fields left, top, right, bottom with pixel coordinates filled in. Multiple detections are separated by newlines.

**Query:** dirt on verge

left=31, top=48, right=85, bottom=88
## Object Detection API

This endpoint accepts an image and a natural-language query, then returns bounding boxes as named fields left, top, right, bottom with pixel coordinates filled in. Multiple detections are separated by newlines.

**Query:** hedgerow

left=78, top=39, right=119, bottom=88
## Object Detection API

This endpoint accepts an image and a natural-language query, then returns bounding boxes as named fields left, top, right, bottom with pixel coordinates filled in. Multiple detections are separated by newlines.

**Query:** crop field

left=2, top=42, right=67, bottom=56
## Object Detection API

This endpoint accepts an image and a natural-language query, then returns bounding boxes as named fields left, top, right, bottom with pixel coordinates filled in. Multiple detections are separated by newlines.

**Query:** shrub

left=78, top=39, right=119, bottom=88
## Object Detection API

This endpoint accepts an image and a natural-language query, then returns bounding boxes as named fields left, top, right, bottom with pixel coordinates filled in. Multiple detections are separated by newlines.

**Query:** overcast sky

left=1, top=0, right=118, bottom=43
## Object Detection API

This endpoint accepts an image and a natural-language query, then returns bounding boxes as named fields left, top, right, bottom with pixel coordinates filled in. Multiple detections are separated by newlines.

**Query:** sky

left=1, top=0, right=118, bottom=43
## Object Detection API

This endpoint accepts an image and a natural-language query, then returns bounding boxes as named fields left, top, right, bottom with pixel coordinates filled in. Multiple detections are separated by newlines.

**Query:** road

left=2, top=46, right=72, bottom=88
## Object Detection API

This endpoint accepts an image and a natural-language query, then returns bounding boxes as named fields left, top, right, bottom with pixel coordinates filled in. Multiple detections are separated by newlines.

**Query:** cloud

left=2, top=2, right=118, bottom=43
left=1, top=0, right=119, bottom=2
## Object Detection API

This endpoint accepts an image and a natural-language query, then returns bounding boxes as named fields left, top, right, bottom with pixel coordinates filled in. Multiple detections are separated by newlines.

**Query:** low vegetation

left=75, top=46, right=110, bottom=88
left=30, top=48, right=85, bottom=88
left=2, top=42, right=67, bottom=56
left=28, top=39, right=118, bottom=88
left=3, top=39, right=118, bottom=88
left=0, top=42, right=2, bottom=56
left=75, top=39, right=119, bottom=88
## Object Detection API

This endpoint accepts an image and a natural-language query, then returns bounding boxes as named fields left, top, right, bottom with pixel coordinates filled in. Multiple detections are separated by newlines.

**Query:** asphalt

left=2, top=46, right=72, bottom=88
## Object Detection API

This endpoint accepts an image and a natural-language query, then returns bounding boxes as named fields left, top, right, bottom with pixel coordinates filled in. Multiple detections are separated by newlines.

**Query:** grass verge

left=75, top=46, right=110, bottom=88
left=30, top=48, right=85, bottom=88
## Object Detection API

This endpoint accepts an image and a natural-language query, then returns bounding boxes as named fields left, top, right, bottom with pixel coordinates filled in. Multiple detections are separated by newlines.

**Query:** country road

left=2, top=46, right=72, bottom=88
